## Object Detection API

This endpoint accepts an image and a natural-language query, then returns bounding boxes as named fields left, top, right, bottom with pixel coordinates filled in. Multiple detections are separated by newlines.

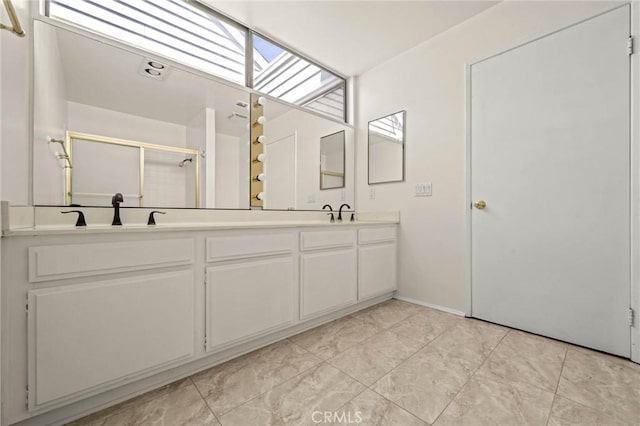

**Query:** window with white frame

left=46, top=0, right=347, bottom=122
left=252, top=34, right=346, bottom=121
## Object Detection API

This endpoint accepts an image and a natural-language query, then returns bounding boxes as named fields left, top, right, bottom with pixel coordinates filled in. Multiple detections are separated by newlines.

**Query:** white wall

left=32, top=22, right=67, bottom=205
left=238, top=129, right=250, bottom=209
left=66, top=102, right=186, bottom=148
left=265, top=108, right=354, bottom=210
left=186, top=109, right=209, bottom=208
left=215, top=133, right=240, bottom=208
left=0, top=0, right=29, bottom=205
left=356, top=1, right=628, bottom=313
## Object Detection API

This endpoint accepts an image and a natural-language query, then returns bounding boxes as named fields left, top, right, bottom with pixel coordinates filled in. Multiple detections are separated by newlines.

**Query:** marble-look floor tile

left=371, top=320, right=507, bottom=424
left=547, top=396, right=630, bottom=426
left=219, top=363, right=365, bottom=426
left=390, top=308, right=462, bottom=345
left=352, top=299, right=425, bottom=330
left=289, top=314, right=382, bottom=360
left=336, top=390, right=427, bottom=426
left=327, top=330, right=423, bottom=385
left=68, top=379, right=217, bottom=426
left=371, top=347, right=476, bottom=424
left=557, top=347, right=640, bottom=424
left=429, top=319, right=508, bottom=366
left=568, top=344, right=640, bottom=372
left=474, top=330, right=567, bottom=393
left=191, top=339, right=321, bottom=416
left=434, top=375, right=554, bottom=426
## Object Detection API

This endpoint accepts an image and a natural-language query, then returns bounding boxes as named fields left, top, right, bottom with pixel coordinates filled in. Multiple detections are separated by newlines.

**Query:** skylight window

left=47, top=0, right=247, bottom=84
left=47, top=0, right=347, bottom=122
left=252, top=34, right=346, bottom=121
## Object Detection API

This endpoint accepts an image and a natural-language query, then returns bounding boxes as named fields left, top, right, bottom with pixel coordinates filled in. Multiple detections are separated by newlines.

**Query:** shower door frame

left=64, top=131, right=200, bottom=207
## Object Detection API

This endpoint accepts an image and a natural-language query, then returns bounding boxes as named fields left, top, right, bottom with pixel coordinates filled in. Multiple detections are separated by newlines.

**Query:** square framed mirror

left=368, top=111, right=405, bottom=184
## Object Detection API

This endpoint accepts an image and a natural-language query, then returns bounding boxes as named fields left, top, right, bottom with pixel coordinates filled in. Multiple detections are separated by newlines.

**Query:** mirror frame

left=367, top=110, right=406, bottom=185
left=319, top=130, right=346, bottom=190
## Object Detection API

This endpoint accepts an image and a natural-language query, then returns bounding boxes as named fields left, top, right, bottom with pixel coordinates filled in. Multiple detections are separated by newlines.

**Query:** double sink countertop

left=1, top=204, right=399, bottom=236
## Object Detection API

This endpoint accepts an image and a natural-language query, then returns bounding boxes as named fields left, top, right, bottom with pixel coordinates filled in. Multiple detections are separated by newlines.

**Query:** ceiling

left=205, top=1, right=499, bottom=76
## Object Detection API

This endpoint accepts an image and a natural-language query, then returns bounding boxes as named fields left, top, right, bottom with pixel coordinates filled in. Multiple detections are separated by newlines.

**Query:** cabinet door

left=28, top=270, right=195, bottom=409
left=206, top=257, right=295, bottom=350
left=359, top=243, right=397, bottom=300
left=300, top=249, right=357, bottom=319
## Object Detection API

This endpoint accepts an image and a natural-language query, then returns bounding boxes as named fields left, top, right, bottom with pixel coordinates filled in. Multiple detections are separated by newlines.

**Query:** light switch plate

left=369, top=187, right=376, bottom=200
left=307, top=194, right=316, bottom=203
left=415, top=183, right=432, bottom=197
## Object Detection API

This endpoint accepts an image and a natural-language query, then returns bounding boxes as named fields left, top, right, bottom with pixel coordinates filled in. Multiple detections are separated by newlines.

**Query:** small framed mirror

left=368, top=111, right=405, bottom=184
left=319, top=130, right=345, bottom=190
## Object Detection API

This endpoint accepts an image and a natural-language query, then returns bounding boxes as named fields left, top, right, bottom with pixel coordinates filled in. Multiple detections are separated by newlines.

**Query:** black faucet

left=111, top=193, right=123, bottom=226
left=322, top=204, right=335, bottom=223
left=147, top=210, right=166, bottom=225
left=61, top=210, right=87, bottom=227
left=337, top=203, right=351, bottom=222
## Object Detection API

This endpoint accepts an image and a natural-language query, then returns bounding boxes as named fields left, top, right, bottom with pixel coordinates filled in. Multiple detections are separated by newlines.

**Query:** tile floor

left=69, top=299, right=640, bottom=426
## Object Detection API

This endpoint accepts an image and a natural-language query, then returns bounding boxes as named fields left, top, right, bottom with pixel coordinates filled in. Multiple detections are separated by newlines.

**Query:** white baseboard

left=393, top=295, right=467, bottom=317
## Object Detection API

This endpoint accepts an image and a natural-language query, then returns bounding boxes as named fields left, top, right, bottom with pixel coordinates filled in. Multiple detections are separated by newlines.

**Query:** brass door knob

left=474, top=200, right=486, bottom=210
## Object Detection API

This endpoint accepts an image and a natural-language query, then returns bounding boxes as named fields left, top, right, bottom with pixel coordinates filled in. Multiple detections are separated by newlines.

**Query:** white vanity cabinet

left=1, top=221, right=398, bottom=426
left=358, top=227, right=398, bottom=300
left=299, top=230, right=358, bottom=319
left=204, top=233, right=297, bottom=350
left=24, top=238, right=197, bottom=411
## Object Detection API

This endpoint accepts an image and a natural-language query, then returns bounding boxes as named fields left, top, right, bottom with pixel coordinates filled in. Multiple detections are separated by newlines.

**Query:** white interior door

left=470, top=6, right=631, bottom=356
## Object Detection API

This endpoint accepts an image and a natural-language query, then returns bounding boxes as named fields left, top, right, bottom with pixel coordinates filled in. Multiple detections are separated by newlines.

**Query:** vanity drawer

left=300, top=230, right=356, bottom=251
left=358, top=227, right=397, bottom=244
left=28, top=239, right=195, bottom=283
left=206, top=233, right=295, bottom=262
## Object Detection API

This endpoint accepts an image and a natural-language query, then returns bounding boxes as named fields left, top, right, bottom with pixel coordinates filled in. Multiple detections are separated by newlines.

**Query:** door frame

left=464, top=2, right=640, bottom=363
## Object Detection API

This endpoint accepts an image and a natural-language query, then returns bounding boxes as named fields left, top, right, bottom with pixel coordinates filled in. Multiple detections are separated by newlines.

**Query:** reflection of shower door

left=66, top=132, right=200, bottom=208
left=264, top=133, right=296, bottom=210
left=70, top=138, right=141, bottom=207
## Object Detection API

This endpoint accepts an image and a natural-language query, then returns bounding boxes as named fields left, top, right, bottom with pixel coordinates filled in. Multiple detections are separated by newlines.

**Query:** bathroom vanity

left=1, top=207, right=399, bottom=426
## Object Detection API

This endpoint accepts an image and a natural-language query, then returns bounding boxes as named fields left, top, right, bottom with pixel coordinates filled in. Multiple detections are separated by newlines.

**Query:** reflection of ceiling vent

left=227, top=112, right=248, bottom=120
left=235, top=100, right=249, bottom=109
left=138, top=58, right=171, bottom=81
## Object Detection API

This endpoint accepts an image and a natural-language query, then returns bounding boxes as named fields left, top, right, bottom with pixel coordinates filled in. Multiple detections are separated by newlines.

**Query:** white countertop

left=1, top=204, right=399, bottom=237
left=4, top=219, right=397, bottom=236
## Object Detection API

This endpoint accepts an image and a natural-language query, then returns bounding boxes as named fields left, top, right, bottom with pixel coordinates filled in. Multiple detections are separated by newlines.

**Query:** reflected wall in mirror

left=368, top=111, right=405, bottom=184
left=33, top=20, right=250, bottom=209
left=260, top=99, right=354, bottom=210
left=319, top=131, right=345, bottom=190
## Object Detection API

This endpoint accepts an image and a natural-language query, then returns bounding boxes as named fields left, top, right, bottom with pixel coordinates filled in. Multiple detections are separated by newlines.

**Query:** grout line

left=214, top=361, right=330, bottom=421
left=368, top=388, right=431, bottom=425
left=545, top=394, right=558, bottom=426
left=430, top=328, right=510, bottom=425
left=554, top=346, right=569, bottom=394
left=188, top=341, right=324, bottom=420
left=333, top=387, right=370, bottom=415
left=366, top=314, right=463, bottom=392
left=189, top=376, right=222, bottom=425
left=544, top=344, right=569, bottom=426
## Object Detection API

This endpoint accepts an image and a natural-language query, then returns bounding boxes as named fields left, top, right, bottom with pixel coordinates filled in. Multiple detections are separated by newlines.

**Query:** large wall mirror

left=368, top=111, right=405, bottom=184
left=32, top=20, right=354, bottom=211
